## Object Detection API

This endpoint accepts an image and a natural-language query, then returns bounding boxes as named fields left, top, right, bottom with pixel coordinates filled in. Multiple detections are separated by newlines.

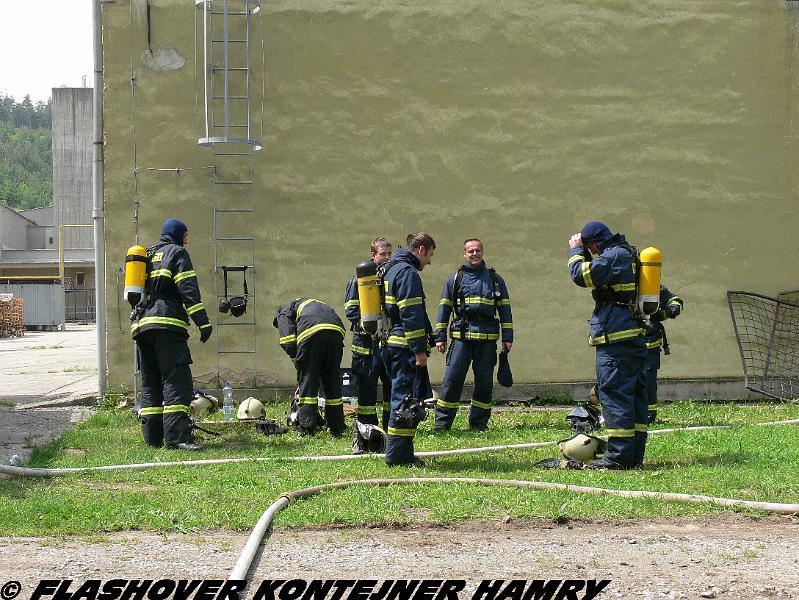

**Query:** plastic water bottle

left=223, top=381, right=234, bottom=421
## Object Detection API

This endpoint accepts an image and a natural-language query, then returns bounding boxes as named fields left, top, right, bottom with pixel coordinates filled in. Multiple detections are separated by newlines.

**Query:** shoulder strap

left=453, top=267, right=466, bottom=315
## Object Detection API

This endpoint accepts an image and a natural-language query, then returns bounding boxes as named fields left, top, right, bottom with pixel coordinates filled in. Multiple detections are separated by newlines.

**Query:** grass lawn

left=1, top=400, right=798, bottom=536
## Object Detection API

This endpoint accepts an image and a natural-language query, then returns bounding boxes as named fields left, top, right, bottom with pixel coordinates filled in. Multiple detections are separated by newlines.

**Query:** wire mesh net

left=728, top=291, right=799, bottom=400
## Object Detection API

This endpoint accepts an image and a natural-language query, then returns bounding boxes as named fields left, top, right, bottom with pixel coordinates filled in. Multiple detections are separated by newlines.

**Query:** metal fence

left=728, top=290, right=799, bottom=401
left=65, top=288, right=96, bottom=322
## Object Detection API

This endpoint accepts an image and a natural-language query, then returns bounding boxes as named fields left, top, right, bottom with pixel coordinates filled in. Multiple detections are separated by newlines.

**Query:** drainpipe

left=93, top=0, right=107, bottom=396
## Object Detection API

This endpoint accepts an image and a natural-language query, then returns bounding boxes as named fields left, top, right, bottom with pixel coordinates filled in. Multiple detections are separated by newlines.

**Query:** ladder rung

left=212, top=67, right=249, bottom=72
left=210, top=10, right=250, bottom=15
left=212, top=39, right=248, bottom=43
left=216, top=236, right=254, bottom=241
left=211, top=124, right=249, bottom=128
left=217, top=350, right=256, bottom=354
left=215, top=208, right=253, bottom=213
left=214, top=180, right=254, bottom=184
left=212, top=96, right=248, bottom=100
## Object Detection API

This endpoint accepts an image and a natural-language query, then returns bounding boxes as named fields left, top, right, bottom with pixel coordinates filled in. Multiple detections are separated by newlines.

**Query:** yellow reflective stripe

left=606, top=428, right=635, bottom=438
left=387, top=335, right=409, bottom=346
left=297, top=323, right=346, bottom=344
left=647, top=404, right=658, bottom=411
left=588, top=328, right=646, bottom=346
left=581, top=262, right=594, bottom=288
left=436, top=398, right=459, bottom=409
left=451, top=331, right=500, bottom=341
left=131, top=316, right=189, bottom=332
left=501, top=323, right=513, bottom=329
left=404, top=328, right=426, bottom=340
left=387, top=427, right=416, bottom=437
left=200, top=323, right=212, bottom=329
left=500, top=299, right=511, bottom=306
left=646, top=339, right=663, bottom=350
left=351, top=344, right=372, bottom=355
left=383, top=295, right=397, bottom=305
left=279, top=334, right=297, bottom=344
left=668, top=297, right=683, bottom=308
left=609, top=283, right=637, bottom=292
left=140, top=407, right=164, bottom=415
left=635, top=423, right=648, bottom=432
left=325, top=398, right=343, bottom=406
left=398, top=297, right=424, bottom=309
left=163, top=404, right=190, bottom=414
left=296, top=298, right=318, bottom=317
left=298, top=396, right=318, bottom=405
left=344, top=299, right=360, bottom=308
left=358, top=406, right=377, bottom=415
left=173, top=270, right=196, bottom=283
left=568, top=254, right=585, bottom=266
left=186, top=302, right=205, bottom=315
left=435, top=323, right=448, bottom=331
left=149, top=269, right=173, bottom=279
left=471, top=399, right=492, bottom=410
left=439, top=298, right=453, bottom=306
left=464, top=297, right=495, bottom=306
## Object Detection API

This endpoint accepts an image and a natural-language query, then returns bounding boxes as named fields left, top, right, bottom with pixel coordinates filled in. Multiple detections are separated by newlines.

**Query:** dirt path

left=1, top=516, right=797, bottom=599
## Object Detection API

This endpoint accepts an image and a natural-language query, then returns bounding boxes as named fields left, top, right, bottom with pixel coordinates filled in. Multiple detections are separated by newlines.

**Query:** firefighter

left=344, top=237, right=393, bottom=427
left=644, top=285, right=684, bottom=423
left=434, top=239, right=513, bottom=431
left=132, top=218, right=213, bottom=451
left=273, top=298, right=347, bottom=436
left=567, top=221, right=648, bottom=469
left=381, top=232, right=436, bottom=467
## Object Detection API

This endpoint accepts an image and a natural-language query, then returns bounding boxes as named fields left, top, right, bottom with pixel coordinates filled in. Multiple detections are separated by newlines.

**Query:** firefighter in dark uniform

left=274, top=298, right=347, bottom=436
left=132, top=218, right=213, bottom=451
left=434, top=239, right=513, bottom=431
left=567, top=221, right=648, bottom=469
left=381, top=232, right=436, bottom=467
left=644, top=285, right=684, bottom=423
left=344, top=237, right=393, bottom=427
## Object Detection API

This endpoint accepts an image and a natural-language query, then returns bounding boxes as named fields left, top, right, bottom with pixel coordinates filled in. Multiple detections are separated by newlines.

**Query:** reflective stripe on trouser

left=381, top=345, right=429, bottom=465
left=136, top=330, right=195, bottom=447
left=295, top=330, right=345, bottom=434
left=595, top=338, right=647, bottom=468
left=435, top=339, right=497, bottom=430
left=352, top=340, right=390, bottom=425
left=644, top=348, right=660, bottom=423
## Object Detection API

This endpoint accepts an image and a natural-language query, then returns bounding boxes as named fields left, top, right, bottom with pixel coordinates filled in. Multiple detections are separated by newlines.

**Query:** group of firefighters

left=131, top=218, right=682, bottom=470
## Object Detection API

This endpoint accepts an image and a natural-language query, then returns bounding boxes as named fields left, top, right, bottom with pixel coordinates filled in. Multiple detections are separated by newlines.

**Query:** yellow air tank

left=356, top=260, right=382, bottom=335
left=638, top=246, right=662, bottom=315
left=124, top=245, right=147, bottom=307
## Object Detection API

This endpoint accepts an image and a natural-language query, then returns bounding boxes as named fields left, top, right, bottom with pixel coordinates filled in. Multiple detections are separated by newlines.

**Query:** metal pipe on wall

left=93, top=0, right=107, bottom=395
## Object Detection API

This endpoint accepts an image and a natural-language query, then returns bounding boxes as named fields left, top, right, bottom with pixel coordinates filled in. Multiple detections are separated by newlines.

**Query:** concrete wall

left=101, top=1, right=799, bottom=392
left=0, top=204, right=33, bottom=252
left=52, top=88, right=94, bottom=250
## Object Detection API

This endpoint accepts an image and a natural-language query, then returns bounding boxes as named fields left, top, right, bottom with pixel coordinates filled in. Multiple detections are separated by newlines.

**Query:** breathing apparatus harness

left=451, top=265, right=502, bottom=340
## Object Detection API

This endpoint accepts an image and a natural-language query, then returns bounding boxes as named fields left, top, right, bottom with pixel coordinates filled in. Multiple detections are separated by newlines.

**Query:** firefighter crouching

left=131, top=218, right=213, bottom=451
left=273, top=298, right=347, bottom=436
left=434, top=238, right=513, bottom=431
left=644, top=284, right=684, bottom=423
left=344, top=237, right=394, bottom=428
left=380, top=232, right=436, bottom=467
left=567, top=221, right=647, bottom=470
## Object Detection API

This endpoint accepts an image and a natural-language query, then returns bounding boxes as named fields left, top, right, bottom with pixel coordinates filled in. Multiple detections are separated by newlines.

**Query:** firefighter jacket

left=131, top=236, right=211, bottom=339
left=567, top=233, right=645, bottom=346
left=344, top=273, right=374, bottom=357
left=274, top=298, right=346, bottom=359
left=435, top=261, right=513, bottom=343
left=645, top=285, right=684, bottom=351
left=381, top=248, right=432, bottom=355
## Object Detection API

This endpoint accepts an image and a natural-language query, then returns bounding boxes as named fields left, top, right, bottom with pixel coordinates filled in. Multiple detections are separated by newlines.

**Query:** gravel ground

left=1, top=516, right=798, bottom=599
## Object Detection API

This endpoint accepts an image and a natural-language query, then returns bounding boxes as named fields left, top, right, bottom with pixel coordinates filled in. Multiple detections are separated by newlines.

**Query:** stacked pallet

left=0, top=295, right=24, bottom=338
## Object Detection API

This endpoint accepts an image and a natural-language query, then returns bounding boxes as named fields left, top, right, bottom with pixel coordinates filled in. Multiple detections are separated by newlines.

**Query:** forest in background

left=0, top=93, right=52, bottom=211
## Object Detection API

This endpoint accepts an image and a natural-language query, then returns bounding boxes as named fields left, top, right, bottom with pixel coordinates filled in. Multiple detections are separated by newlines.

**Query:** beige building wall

left=100, top=1, right=799, bottom=391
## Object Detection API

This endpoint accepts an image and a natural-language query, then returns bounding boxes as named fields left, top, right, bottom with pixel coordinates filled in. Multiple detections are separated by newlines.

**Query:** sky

left=0, top=1, right=94, bottom=103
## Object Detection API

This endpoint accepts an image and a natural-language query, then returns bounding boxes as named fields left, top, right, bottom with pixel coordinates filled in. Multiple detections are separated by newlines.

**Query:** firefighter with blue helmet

left=380, top=232, right=436, bottom=467
left=132, top=218, right=213, bottom=451
left=344, top=237, right=394, bottom=427
left=644, top=285, right=684, bottom=423
left=567, top=221, right=648, bottom=469
left=273, top=298, right=347, bottom=436
left=434, top=238, right=513, bottom=431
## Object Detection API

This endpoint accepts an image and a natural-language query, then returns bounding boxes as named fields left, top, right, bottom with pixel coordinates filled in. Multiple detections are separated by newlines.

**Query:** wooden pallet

left=0, top=298, right=24, bottom=338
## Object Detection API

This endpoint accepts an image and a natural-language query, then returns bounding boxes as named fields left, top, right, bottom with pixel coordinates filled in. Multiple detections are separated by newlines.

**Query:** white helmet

left=237, top=397, right=264, bottom=420
left=558, top=433, right=607, bottom=462
left=190, top=393, right=218, bottom=418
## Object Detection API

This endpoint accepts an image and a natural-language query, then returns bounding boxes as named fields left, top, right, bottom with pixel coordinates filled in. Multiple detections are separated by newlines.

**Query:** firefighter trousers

left=644, top=348, right=661, bottom=424
left=435, top=339, right=497, bottom=430
left=352, top=340, right=391, bottom=426
left=136, top=330, right=195, bottom=447
left=295, top=330, right=345, bottom=435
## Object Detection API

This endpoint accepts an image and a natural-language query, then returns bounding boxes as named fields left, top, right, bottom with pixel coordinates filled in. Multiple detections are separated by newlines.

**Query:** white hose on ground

left=230, top=476, right=799, bottom=581
left=1, top=418, right=798, bottom=478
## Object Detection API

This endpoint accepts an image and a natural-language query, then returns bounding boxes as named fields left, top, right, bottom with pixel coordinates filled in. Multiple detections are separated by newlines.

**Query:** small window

left=48, top=237, right=54, bottom=245
left=76, top=272, right=85, bottom=286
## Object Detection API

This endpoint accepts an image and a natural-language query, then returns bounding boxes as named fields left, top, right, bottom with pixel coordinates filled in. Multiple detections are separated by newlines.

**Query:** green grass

left=1, top=400, right=798, bottom=536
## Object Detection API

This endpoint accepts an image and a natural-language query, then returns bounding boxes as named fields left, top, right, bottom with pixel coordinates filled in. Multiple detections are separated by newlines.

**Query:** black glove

left=666, top=304, right=681, bottom=319
left=200, top=325, right=213, bottom=343
left=649, top=309, right=667, bottom=323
